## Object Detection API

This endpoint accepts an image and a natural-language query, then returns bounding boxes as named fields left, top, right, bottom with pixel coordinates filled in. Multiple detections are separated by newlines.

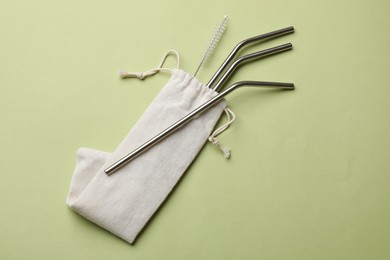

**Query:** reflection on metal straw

left=105, top=81, right=294, bottom=175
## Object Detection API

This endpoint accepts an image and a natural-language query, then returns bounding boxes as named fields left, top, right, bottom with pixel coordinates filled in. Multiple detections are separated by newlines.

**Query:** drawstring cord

left=120, top=49, right=235, bottom=159
left=208, top=107, right=235, bottom=158
left=119, top=50, right=180, bottom=79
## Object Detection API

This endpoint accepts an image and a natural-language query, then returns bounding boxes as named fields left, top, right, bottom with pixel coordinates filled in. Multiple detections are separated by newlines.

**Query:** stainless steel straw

left=211, top=43, right=292, bottom=92
left=206, top=26, right=294, bottom=89
left=105, top=81, right=294, bottom=175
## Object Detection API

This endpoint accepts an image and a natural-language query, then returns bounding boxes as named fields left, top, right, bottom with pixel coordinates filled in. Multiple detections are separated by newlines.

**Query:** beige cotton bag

left=66, top=68, right=227, bottom=244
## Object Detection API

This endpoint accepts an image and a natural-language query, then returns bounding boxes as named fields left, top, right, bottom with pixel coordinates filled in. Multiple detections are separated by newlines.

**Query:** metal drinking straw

left=105, top=26, right=295, bottom=175
left=206, top=26, right=294, bottom=89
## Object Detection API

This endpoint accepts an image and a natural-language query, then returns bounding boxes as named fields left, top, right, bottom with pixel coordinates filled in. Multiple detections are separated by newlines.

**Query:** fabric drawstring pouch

left=66, top=51, right=232, bottom=244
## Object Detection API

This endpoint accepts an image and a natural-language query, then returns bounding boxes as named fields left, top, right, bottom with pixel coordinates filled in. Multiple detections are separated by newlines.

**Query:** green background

left=1, top=0, right=389, bottom=259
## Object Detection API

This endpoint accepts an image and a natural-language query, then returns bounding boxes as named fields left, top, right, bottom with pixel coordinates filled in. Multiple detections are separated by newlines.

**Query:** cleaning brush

left=193, top=15, right=228, bottom=77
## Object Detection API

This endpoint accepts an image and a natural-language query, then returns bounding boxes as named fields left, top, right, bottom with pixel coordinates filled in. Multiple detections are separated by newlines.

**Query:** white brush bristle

left=194, top=15, right=228, bottom=77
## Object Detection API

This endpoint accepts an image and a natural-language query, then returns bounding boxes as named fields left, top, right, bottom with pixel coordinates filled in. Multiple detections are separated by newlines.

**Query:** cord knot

left=208, top=107, right=235, bottom=159
left=119, top=70, right=156, bottom=80
left=119, top=50, right=180, bottom=80
left=208, top=138, right=231, bottom=158
left=136, top=72, right=146, bottom=80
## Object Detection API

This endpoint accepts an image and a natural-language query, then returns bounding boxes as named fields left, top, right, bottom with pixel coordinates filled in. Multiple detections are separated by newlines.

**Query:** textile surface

left=66, top=69, right=226, bottom=244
